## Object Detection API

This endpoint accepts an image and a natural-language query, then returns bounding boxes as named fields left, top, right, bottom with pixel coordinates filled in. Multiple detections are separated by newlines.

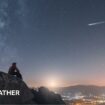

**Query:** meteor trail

left=88, top=21, right=105, bottom=26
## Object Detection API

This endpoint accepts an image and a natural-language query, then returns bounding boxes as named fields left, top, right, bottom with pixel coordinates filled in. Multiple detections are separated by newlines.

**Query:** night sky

left=0, top=0, right=105, bottom=87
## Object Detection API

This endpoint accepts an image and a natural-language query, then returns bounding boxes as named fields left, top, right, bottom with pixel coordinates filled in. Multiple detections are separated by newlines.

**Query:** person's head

left=12, top=62, right=17, bottom=67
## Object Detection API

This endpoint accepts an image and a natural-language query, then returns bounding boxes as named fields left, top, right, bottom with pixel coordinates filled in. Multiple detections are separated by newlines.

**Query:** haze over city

left=0, top=0, right=105, bottom=88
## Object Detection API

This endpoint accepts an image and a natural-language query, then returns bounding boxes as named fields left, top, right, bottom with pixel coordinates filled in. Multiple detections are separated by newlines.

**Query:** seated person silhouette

left=8, top=62, right=22, bottom=80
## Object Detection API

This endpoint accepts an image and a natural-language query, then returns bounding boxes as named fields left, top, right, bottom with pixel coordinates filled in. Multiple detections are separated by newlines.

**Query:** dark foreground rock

left=0, top=71, right=65, bottom=105
left=31, top=87, right=65, bottom=104
left=0, top=71, right=35, bottom=104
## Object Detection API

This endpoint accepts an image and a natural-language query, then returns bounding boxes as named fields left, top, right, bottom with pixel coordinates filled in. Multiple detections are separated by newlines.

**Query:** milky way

left=0, top=0, right=26, bottom=69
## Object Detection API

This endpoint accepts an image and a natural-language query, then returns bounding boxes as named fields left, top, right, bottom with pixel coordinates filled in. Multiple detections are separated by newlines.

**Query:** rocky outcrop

left=0, top=71, right=34, bottom=104
left=0, top=71, right=65, bottom=105
left=31, top=87, right=65, bottom=104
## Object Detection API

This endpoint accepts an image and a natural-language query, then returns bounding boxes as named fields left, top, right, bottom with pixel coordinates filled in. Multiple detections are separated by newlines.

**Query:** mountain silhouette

left=55, top=85, right=105, bottom=97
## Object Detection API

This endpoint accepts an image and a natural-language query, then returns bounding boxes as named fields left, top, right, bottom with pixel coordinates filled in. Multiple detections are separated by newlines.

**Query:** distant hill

left=54, top=85, right=105, bottom=96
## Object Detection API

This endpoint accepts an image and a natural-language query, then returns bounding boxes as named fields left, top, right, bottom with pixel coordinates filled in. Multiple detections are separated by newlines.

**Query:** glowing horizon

left=26, top=78, right=105, bottom=88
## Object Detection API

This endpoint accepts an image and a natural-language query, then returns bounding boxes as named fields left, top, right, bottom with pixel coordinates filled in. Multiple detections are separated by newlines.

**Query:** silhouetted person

left=8, top=62, right=22, bottom=80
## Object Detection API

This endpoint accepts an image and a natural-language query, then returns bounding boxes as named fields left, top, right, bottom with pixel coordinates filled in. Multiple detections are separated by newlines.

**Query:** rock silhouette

left=0, top=71, right=34, bottom=104
left=0, top=71, right=65, bottom=104
left=31, top=87, right=65, bottom=104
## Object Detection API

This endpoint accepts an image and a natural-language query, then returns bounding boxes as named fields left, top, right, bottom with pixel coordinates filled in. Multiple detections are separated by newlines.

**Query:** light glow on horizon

left=26, top=79, right=105, bottom=88
left=45, top=78, right=59, bottom=88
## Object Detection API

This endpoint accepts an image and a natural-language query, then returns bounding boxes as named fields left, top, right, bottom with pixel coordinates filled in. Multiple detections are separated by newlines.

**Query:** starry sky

left=0, top=0, right=105, bottom=87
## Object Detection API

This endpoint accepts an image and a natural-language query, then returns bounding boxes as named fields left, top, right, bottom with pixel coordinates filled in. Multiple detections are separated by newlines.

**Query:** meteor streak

left=88, top=21, right=105, bottom=26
